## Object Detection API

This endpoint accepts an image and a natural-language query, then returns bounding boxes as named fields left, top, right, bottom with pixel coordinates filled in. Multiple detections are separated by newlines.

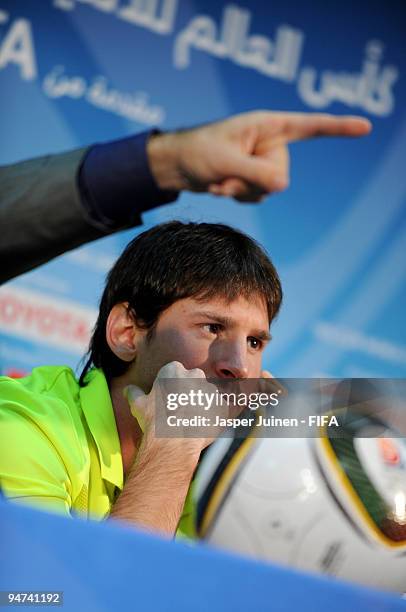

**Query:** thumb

left=221, top=149, right=287, bottom=194
left=259, top=371, right=287, bottom=397
left=125, top=385, right=149, bottom=433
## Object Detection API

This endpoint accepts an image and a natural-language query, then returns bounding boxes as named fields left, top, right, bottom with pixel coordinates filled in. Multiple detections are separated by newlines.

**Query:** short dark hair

left=80, top=221, right=282, bottom=384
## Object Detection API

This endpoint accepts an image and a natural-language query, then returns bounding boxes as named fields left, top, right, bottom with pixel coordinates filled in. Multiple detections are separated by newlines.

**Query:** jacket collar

left=80, top=368, right=123, bottom=490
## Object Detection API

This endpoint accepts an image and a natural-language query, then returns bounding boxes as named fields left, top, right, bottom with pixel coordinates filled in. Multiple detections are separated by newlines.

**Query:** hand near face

left=114, top=361, right=216, bottom=532
left=148, top=110, right=372, bottom=202
left=126, top=360, right=215, bottom=454
left=126, top=362, right=286, bottom=451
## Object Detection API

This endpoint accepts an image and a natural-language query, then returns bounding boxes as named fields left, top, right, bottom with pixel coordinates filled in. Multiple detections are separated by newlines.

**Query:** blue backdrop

left=0, top=0, right=405, bottom=379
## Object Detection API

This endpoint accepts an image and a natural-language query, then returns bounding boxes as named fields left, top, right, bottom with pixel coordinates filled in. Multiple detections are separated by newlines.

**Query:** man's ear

left=106, top=302, right=142, bottom=362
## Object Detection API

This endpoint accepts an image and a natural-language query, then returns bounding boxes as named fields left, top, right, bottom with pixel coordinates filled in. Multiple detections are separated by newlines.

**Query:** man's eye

left=248, top=337, right=262, bottom=350
left=204, top=323, right=222, bottom=334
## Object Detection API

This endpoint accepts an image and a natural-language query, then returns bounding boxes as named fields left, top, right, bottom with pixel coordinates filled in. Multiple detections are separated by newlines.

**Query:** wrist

left=140, top=431, right=202, bottom=473
left=147, top=131, right=185, bottom=192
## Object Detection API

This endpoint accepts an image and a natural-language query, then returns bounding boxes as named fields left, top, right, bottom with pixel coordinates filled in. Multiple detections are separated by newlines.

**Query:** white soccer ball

left=194, top=414, right=406, bottom=592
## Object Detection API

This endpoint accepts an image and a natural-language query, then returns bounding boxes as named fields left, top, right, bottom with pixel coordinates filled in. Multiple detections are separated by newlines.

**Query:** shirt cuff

left=78, top=131, right=179, bottom=229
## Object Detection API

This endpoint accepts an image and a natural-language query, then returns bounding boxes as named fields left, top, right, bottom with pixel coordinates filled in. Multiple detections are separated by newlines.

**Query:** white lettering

left=174, top=5, right=303, bottom=83
left=118, top=0, right=178, bottom=35
left=298, top=40, right=398, bottom=117
left=53, top=0, right=177, bottom=35
left=42, top=65, right=165, bottom=125
left=43, top=65, right=86, bottom=98
left=0, top=18, right=37, bottom=80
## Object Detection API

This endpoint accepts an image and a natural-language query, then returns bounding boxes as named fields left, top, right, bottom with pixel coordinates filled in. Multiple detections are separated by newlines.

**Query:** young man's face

left=129, top=294, right=271, bottom=392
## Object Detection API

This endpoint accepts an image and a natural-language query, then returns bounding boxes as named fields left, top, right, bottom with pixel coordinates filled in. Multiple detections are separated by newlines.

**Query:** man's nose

left=213, top=342, right=249, bottom=379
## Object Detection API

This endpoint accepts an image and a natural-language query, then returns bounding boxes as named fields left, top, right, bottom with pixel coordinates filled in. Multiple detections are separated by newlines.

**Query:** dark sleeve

left=79, top=131, right=178, bottom=228
left=0, top=132, right=178, bottom=284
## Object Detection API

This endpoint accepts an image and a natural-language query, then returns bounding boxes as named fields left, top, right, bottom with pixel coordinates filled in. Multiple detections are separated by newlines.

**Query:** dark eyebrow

left=194, top=310, right=272, bottom=343
left=255, top=330, right=272, bottom=343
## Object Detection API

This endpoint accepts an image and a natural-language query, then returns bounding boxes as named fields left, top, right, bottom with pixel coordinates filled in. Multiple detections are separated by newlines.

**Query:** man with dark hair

left=0, top=110, right=371, bottom=536
left=0, top=221, right=281, bottom=536
left=81, top=221, right=282, bottom=384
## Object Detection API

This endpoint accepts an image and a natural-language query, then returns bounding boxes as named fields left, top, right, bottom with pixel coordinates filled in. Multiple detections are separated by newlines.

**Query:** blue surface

left=0, top=500, right=404, bottom=611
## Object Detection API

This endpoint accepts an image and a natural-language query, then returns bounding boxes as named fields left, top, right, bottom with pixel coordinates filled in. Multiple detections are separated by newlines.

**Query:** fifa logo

left=309, top=415, right=339, bottom=427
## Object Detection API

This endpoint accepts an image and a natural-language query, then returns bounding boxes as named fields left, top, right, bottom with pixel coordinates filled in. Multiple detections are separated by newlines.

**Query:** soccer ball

left=194, top=412, right=406, bottom=592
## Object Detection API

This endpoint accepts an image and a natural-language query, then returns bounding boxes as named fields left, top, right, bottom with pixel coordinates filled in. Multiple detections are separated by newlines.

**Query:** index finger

left=278, top=113, right=372, bottom=143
